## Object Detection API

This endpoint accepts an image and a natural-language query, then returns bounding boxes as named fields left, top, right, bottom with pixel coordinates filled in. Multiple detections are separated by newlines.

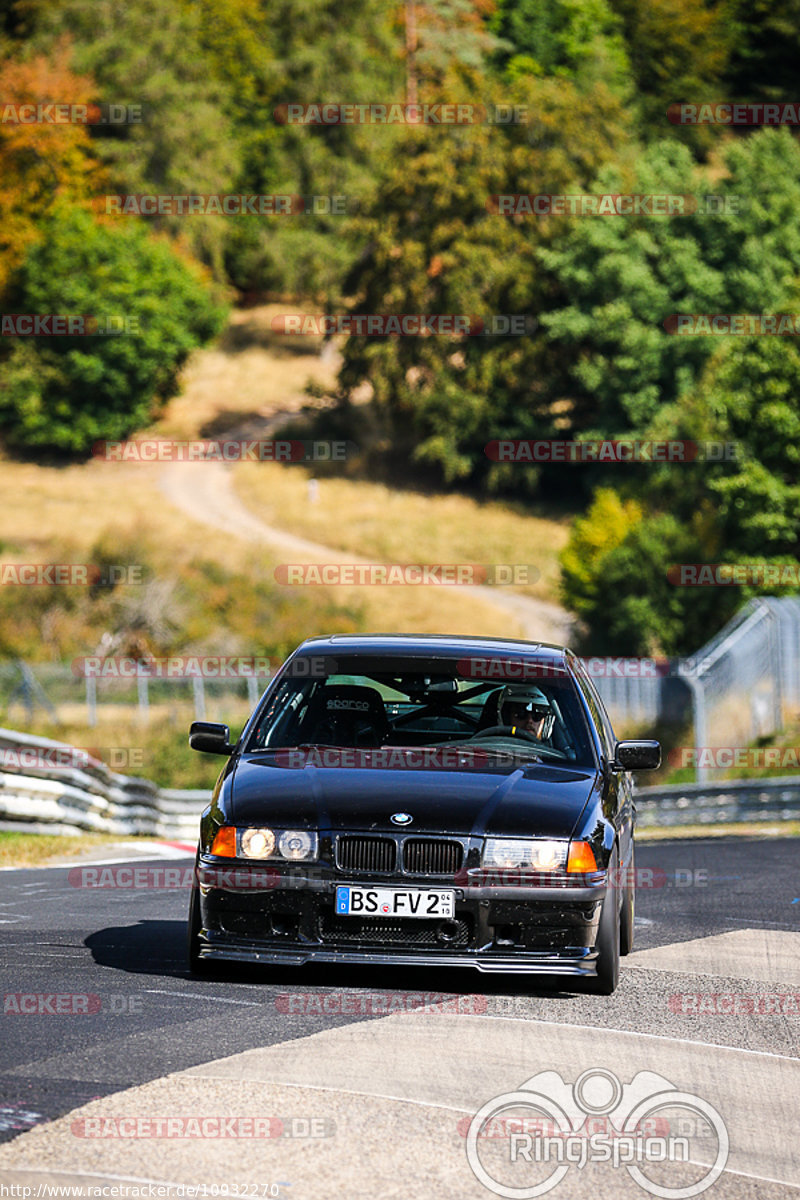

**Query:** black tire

left=620, top=843, right=635, bottom=957
left=187, top=882, right=211, bottom=975
left=584, top=846, right=621, bottom=994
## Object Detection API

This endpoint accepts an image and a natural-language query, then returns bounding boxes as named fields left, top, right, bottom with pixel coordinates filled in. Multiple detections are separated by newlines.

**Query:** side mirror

left=189, top=721, right=234, bottom=756
left=612, top=740, right=661, bottom=771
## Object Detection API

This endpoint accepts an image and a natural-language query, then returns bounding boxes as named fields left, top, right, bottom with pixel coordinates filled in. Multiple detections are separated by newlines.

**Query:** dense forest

left=2, top=0, right=799, bottom=654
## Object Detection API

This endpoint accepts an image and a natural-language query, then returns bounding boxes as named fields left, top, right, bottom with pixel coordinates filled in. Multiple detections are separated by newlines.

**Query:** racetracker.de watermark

left=486, top=439, right=738, bottom=462
left=457, top=654, right=674, bottom=679
left=274, top=746, right=524, bottom=770
left=667, top=101, right=800, bottom=125
left=0, top=746, right=144, bottom=772
left=98, top=194, right=349, bottom=215
left=489, top=193, right=748, bottom=216
left=457, top=867, right=707, bottom=889
left=665, top=313, right=800, bottom=335
left=669, top=992, right=800, bottom=1014
left=274, top=101, right=527, bottom=124
left=71, top=1116, right=332, bottom=1139
left=1, top=315, right=138, bottom=336
left=271, top=314, right=535, bottom=336
left=669, top=746, right=800, bottom=770
left=667, top=563, right=800, bottom=586
left=71, top=655, right=274, bottom=679
left=0, top=102, right=142, bottom=124
left=3, top=993, right=144, bottom=1015
left=273, top=563, right=538, bottom=585
left=92, top=438, right=352, bottom=462
left=275, top=991, right=487, bottom=1015
left=0, top=564, right=143, bottom=586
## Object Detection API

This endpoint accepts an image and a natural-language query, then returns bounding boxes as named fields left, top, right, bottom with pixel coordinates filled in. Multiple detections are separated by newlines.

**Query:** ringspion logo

left=466, top=1068, right=728, bottom=1197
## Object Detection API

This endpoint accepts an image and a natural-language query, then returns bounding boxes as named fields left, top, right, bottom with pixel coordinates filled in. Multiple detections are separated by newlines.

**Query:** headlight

left=278, top=830, right=318, bottom=861
left=482, top=838, right=567, bottom=871
left=239, top=827, right=276, bottom=858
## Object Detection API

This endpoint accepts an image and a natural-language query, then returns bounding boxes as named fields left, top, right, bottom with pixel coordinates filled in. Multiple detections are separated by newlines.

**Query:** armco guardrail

left=0, top=727, right=204, bottom=840
left=635, top=777, right=800, bottom=827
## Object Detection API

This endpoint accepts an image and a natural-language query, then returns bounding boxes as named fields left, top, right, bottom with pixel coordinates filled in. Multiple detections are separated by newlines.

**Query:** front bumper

left=195, top=856, right=606, bottom=977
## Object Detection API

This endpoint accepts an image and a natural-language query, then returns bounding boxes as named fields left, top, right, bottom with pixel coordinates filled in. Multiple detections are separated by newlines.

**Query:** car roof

left=291, top=633, right=570, bottom=666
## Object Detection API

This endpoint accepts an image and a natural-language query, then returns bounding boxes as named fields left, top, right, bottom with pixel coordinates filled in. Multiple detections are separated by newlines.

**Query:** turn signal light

left=566, top=841, right=598, bottom=873
left=210, top=826, right=236, bottom=857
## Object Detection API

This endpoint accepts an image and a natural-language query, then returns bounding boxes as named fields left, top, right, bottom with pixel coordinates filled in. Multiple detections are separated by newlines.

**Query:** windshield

left=244, top=657, right=596, bottom=768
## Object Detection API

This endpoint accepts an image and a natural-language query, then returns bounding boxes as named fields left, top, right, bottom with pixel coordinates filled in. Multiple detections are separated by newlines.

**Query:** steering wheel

left=470, top=724, right=544, bottom=745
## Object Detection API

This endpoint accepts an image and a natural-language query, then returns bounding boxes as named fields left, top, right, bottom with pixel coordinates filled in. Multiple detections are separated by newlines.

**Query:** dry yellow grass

left=0, top=831, right=142, bottom=868
left=233, top=463, right=570, bottom=603
left=0, top=461, right=519, bottom=641
left=0, top=303, right=570, bottom=644
left=0, top=459, right=248, bottom=570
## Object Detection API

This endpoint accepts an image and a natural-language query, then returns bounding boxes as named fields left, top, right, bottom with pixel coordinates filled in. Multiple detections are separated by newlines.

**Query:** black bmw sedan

left=187, top=634, right=660, bottom=993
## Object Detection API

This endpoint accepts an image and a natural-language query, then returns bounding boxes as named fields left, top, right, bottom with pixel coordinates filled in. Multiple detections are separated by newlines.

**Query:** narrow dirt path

left=159, top=459, right=575, bottom=645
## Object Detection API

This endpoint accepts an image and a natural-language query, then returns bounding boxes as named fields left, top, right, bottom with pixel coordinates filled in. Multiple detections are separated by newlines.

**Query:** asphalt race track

left=0, top=837, right=798, bottom=1199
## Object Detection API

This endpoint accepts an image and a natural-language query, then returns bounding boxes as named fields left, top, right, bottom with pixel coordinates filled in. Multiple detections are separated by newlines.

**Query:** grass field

left=0, top=831, right=144, bottom=868
left=233, top=463, right=571, bottom=603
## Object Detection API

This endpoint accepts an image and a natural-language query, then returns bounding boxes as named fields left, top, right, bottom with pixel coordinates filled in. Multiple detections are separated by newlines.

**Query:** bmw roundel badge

left=390, top=812, right=413, bottom=826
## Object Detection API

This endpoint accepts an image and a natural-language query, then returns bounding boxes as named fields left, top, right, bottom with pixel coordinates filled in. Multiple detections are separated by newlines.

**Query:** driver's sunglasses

left=507, top=703, right=549, bottom=720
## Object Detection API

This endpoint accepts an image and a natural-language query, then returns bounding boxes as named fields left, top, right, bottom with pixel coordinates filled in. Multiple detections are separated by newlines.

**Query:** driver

left=498, top=684, right=554, bottom=740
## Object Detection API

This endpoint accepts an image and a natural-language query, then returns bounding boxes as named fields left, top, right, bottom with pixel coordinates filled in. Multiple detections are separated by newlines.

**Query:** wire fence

left=0, top=660, right=266, bottom=729
left=594, top=596, right=800, bottom=781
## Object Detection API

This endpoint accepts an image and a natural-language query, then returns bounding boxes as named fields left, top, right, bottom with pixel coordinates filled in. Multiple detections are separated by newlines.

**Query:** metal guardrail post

left=193, top=676, right=206, bottom=720
left=679, top=663, right=709, bottom=784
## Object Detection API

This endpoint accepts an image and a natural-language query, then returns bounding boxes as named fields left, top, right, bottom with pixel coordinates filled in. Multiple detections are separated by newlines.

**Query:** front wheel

left=583, top=847, right=620, bottom=994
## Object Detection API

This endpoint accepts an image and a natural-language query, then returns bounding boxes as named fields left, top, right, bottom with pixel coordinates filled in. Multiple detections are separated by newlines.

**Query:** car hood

left=227, top=754, right=599, bottom=840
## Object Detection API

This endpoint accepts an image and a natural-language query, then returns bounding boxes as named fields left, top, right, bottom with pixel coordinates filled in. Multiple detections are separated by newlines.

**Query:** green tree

left=491, top=0, right=632, bottom=94
left=538, top=130, right=800, bottom=442
left=609, top=0, right=731, bottom=140
left=0, top=206, right=227, bottom=453
left=336, top=73, right=633, bottom=488
left=27, top=0, right=247, bottom=277
left=569, top=510, right=738, bottom=655
left=722, top=0, right=800, bottom=105
left=560, top=488, right=642, bottom=616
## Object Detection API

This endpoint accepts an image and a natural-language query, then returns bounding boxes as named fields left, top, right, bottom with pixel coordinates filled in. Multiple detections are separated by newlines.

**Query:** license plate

left=335, top=885, right=455, bottom=919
